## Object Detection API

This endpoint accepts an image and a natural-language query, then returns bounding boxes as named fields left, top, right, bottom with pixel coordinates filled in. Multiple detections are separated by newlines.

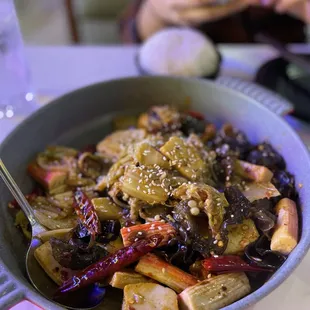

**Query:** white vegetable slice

left=179, top=273, right=251, bottom=310
left=122, top=283, right=178, bottom=310
left=271, top=198, right=298, bottom=255
left=242, top=182, right=280, bottom=202
left=109, top=270, right=154, bottom=289
left=235, top=160, right=273, bottom=182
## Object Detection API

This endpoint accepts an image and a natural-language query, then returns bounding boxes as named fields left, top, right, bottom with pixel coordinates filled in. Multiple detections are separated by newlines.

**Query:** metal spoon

left=0, top=159, right=106, bottom=309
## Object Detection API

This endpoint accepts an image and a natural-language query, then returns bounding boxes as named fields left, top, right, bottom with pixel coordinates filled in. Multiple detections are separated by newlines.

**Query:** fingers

left=174, top=0, right=249, bottom=25
left=169, top=0, right=220, bottom=7
left=257, top=0, right=277, bottom=7
left=274, top=0, right=301, bottom=12
left=287, top=1, right=310, bottom=22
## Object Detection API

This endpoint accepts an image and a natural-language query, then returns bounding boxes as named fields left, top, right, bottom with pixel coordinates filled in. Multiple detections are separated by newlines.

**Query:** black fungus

left=164, top=203, right=226, bottom=258
left=224, top=186, right=251, bottom=225
left=272, top=170, right=297, bottom=200
left=73, top=222, right=91, bottom=240
left=72, top=220, right=121, bottom=246
left=244, top=236, right=286, bottom=290
left=211, top=155, right=236, bottom=188
left=245, top=236, right=286, bottom=270
left=97, top=220, right=121, bottom=244
left=156, top=238, right=199, bottom=271
left=251, top=199, right=276, bottom=235
left=210, top=125, right=252, bottom=157
left=50, top=237, right=108, bottom=270
left=224, top=187, right=276, bottom=234
left=180, top=115, right=207, bottom=136
left=246, top=142, right=285, bottom=171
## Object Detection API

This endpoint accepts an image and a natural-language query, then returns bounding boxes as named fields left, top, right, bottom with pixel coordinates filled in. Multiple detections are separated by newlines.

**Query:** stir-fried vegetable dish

left=10, top=105, right=300, bottom=310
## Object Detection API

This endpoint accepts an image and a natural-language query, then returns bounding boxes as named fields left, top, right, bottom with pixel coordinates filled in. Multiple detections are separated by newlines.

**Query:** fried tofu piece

left=34, top=241, right=75, bottom=285
left=122, top=283, right=178, bottom=310
left=235, top=160, right=273, bottom=182
left=37, top=228, right=71, bottom=243
left=109, top=270, right=154, bottom=289
left=179, top=273, right=251, bottom=310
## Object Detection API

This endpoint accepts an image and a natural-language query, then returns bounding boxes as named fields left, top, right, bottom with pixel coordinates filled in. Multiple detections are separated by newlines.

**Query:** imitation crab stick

left=120, top=221, right=176, bottom=247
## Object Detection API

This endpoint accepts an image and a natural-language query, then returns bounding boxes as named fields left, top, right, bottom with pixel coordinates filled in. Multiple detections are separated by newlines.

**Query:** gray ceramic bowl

left=0, top=76, right=309, bottom=310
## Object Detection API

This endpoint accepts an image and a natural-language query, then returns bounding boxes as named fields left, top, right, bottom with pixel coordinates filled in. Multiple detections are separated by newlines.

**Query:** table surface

left=2, top=44, right=310, bottom=310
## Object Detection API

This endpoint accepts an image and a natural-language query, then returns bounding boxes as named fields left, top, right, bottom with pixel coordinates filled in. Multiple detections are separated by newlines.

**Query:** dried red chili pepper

left=187, top=110, right=205, bottom=120
left=202, top=255, right=274, bottom=274
left=73, top=189, right=101, bottom=239
left=56, top=234, right=163, bottom=294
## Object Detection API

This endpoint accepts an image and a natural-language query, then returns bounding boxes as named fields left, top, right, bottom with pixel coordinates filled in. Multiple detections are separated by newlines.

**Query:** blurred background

left=13, top=0, right=310, bottom=45
left=15, top=0, right=128, bottom=45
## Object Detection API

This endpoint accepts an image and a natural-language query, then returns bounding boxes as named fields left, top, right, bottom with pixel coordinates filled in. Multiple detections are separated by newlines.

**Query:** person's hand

left=274, top=0, right=310, bottom=22
left=253, top=0, right=310, bottom=23
left=147, top=0, right=250, bottom=26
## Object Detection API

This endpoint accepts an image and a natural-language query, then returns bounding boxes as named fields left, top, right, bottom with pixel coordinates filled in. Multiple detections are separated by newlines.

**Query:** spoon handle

left=0, top=158, right=37, bottom=226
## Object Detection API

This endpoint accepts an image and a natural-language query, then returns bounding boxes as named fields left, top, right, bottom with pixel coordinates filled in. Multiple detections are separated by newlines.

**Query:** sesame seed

left=154, top=215, right=160, bottom=221
left=190, top=207, right=200, bottom=216
left=158, top=226, right=162, bottom=230
left=188, top=200, right=197, bottom=208
left=137, top=231, right=143, bottom=235
left=162, top=268, right=166, bottom=273
left=134, top=238, right=139, bottom=242
left=127, top=228, right=131, bottom=232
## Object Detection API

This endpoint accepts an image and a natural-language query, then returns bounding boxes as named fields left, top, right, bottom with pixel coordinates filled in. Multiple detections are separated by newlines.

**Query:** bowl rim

left=1, top=76, right=310, bottom=310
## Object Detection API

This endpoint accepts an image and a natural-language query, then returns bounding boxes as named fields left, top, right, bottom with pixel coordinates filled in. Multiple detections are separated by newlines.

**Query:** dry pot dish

left=10, top=105, right=300, bottom=310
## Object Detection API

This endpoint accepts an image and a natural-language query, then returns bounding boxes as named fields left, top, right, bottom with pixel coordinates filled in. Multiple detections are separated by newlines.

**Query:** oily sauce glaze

left=10, top=105, right=299, bottom=310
